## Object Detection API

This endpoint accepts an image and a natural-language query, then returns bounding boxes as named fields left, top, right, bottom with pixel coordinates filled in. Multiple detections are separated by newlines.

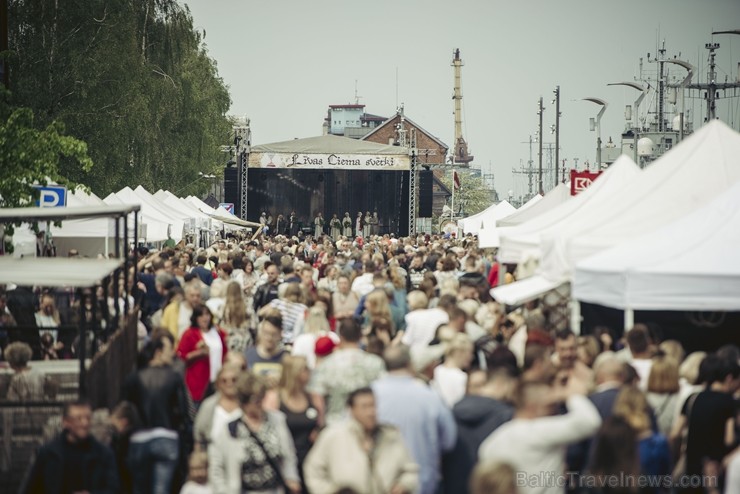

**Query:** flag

left=453, top=170, right=461, bottom=190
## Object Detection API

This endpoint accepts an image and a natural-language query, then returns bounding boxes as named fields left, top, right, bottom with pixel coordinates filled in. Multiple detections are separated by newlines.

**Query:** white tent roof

left=573, top=181, right=740, bottom=311
left=498, top=155, right=640, bottom=263
left=134, top=186, right=193, bottom=224
left=186, top=196, right=259, bottom=229
left=459, top=200, right=516, bottom=235
left=155, top=190, right=217, bottom=230
left=541, top=120, right=740, bottom=282
left=0, top=257, right=122, bottom=287
left=497, top=184, right=569, bottom=228
left=104, top=189, right=174, bottom=242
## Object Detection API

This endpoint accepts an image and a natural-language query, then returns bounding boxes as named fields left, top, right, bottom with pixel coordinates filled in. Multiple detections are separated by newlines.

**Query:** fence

left=87, top=313, right=139, bottom=410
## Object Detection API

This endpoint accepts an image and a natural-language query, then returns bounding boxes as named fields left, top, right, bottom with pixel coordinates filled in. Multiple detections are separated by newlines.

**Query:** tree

left=0, top=91, right=93, bottom=252
left=438, top=170, right=495, bottom=218
left=8, top=0, right=232, bottom=197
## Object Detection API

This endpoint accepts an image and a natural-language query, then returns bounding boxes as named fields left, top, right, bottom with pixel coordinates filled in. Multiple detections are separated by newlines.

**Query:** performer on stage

left=275, top=214, right=286, bottom=236
left=329, top=214, right=342, bottom=240
left=342, top=212, right=353, bottom=237
left=370, top=211, right=380, bottom=236
left=363, top=211, right=372, bottom=237
left=289, top=211, right=298, bottom=236
left=355, top=212, right=363, bottom=238
left=314, top=212, right=325, bottom=238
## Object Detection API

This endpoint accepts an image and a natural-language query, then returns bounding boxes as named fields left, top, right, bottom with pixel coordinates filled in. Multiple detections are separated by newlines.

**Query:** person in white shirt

left=433, top=334, right=474, bottom=408
left=401, top=294, right=456, bottom=351
left=625, top=324, right=654, bottom=390
left=350, top=261, right=376, bottom=298
left=478, top=369, right=602, bottom=494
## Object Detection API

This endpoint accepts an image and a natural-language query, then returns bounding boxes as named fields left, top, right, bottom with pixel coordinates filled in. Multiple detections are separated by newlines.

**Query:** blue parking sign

left=34, top=185, right=68, bottom=207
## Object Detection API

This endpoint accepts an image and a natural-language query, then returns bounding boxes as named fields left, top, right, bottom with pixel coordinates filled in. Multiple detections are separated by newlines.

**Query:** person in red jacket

left=177, top=304, right=227, bottom=405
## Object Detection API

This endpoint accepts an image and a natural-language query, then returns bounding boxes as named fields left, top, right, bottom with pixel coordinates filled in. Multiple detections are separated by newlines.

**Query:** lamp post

left=536, top=97, right=545, bottom=195
left=664, top=59, right=693, bottom=142
left=552, top=86, right=561, bottom=184
left=607, top=82, right=647, bottom=163
left=582, top=98, right=608, bottom=168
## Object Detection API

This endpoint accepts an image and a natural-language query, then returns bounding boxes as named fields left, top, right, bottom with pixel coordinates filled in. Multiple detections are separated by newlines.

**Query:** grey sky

left=185, top=0, right=740, bottom=199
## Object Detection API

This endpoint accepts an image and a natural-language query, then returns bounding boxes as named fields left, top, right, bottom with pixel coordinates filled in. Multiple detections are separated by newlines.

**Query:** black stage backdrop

left=247, top=169, right=410, bottom=236
left=580, top=301, right=740, bottom=353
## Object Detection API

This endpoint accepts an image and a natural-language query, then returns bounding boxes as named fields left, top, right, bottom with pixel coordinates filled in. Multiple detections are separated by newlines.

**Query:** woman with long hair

left=645, top=352, right=680, bottom=437
left=177, top=304, right=228, bottom=405
left=221, top=281, right=253, bottom=353
left=277, top=355, right=319, bottom=493
left=586, top=416, right=640, bottom=494
left=613, top=386, right=671, bottom=486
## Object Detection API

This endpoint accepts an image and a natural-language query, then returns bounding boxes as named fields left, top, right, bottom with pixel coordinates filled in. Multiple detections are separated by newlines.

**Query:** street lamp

left=582, top=98, right=608, bottom=167
left=664, top=59, right=693, bottom=142
left=607, top=82, right=647, bottom=163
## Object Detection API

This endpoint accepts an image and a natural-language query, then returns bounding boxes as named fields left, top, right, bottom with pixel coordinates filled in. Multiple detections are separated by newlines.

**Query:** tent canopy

left=459, top=200, right=516, bottom=235
left=497, top=184, right=569, bottom=228
left=573, top=180, right=740, bottom=311
left=541, top=120, right=740, bottom=282
left=0, top=258, right=123, bottom=287
left=497, top=155, right=640, bottom=264
left=251, top=134, right=407, bottom=155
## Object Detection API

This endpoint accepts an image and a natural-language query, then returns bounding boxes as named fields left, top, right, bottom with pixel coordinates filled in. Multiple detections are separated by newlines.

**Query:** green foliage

left=0, top=90, right=93, bottom=251
left=438, top=171, right=495, bottom=218
left=8, top=0, right=232, bottom=197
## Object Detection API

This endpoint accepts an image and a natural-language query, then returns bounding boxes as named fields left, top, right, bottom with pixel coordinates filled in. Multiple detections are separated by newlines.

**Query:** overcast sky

left=185, top=0, right=740, bottom=199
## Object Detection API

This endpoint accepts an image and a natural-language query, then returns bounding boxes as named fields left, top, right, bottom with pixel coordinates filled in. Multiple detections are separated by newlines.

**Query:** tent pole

left=570, top=300, right=581, bottom=335
left=624, top=308, right=634, bottom=332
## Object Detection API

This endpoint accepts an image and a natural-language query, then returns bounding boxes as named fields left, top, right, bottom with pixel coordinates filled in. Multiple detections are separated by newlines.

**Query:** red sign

left=570, top=170, right=602, bottom=196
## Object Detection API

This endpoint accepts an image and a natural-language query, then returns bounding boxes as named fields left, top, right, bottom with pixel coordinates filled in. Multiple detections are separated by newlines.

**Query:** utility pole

left=553, top=86, right=560, bottom=184
left=537, top=97, right=544, bottom=195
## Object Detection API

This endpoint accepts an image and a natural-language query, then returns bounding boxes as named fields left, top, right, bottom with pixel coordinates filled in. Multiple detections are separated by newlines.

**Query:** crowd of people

left=1, top=229, right=739, bottom=494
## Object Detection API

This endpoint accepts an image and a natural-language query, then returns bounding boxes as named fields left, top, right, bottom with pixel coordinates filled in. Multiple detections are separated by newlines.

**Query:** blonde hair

left=679, top=352, right=706, bottom=385
left=303, top=306, right=330, bottom=335
left=445, top=333, right=473, bottom=357
left=278, top=355, right=308, bottom=395
left=283, top=283, right=304, bottom=304
left=469, top=461, right=518, bottom=494
left=365, top=290, right=391, bottom=320
left=222, top=282, right=248, bottom=328
left=647, top=354, right=680, bottom=394
left=659, top=340, right=685, bottom=364
left=577, top=335, right=601, bottom=367
left=406, top=290, right=429, bottom=311
left=613, top=386, right=651, bottom=433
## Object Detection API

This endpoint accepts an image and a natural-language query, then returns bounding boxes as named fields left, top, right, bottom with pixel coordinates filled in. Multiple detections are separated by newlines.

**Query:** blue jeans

left=128, top=435, right=180, bottom=494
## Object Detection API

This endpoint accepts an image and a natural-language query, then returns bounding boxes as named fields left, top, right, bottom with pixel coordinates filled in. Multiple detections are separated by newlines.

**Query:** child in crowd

left=179, top=451, right=212, bottom=494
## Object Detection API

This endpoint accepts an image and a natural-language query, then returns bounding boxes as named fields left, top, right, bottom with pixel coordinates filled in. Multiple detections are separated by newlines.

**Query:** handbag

left=672, top=392, right=699, bottom=478
left=244, top=422, right=289, bottom=491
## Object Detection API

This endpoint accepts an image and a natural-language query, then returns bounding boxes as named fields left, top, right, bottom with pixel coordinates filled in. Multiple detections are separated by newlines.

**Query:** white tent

left=540, top=119, right=740, bottom=282
left=573, top=181, right=740, bottom=312
left=497, top=155, right=640, bottom=264
left=50, top=189, right=119, bottom=257
left=497, top=184, right=569, bottom=228
left=155, top=190, right=216, bottom=230
left=104, top=189, right=174, bottom=242
left=459, top=200, right=516, bottom=235
left=133, top=186, right=194, bottom=235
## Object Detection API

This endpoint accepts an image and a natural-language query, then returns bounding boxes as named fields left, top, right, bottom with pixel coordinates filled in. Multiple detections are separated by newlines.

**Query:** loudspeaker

left=223, top=167, right=239, bottom=208
left=419, top=170, right=433, bottom=217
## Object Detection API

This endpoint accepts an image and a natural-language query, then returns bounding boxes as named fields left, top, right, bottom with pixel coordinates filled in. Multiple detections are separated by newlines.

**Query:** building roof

left=251, top=134, right=408, bottom=155
left=362, top=112, right=449, bottom=152
left=361, top=113, right=386, bottom=122
left=329, top=104, right=365, bottom=109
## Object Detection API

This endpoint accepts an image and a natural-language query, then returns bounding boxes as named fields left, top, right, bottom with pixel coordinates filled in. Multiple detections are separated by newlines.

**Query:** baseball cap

left=314, top=336, right=337, bottom=357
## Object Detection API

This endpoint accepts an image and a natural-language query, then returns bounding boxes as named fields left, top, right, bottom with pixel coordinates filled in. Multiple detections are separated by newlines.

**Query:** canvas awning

left=0, top=258, right=123, bottom=287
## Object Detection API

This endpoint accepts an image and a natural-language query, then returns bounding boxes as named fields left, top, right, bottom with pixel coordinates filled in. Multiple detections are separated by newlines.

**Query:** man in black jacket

left=252, top=262, right=281, bottom=313
left=123, top=330, right=192, bottom=494
left=23, top=401, right=119, bottom=494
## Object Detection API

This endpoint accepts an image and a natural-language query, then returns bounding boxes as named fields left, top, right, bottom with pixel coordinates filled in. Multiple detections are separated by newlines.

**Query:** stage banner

left=249, top=152, right=410, bottom=170
left=570, top=170, right=602, bottom=196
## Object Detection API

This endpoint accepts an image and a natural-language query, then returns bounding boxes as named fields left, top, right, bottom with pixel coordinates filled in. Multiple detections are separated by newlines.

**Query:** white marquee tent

left=573, top=180, right=740, bottom=312
left=497, top=155, right=640, bottom=264
left=459, top=200, right=516, bottom=235
left=497, top=184, right=570, bottom=228
left=104, top=188, right=173, bottom=242
left=539, top=119, right=740, bottom=283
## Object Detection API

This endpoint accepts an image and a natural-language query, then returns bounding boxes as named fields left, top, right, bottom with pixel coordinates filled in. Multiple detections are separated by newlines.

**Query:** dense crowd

left=1, top=230, right=738, bottom=494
